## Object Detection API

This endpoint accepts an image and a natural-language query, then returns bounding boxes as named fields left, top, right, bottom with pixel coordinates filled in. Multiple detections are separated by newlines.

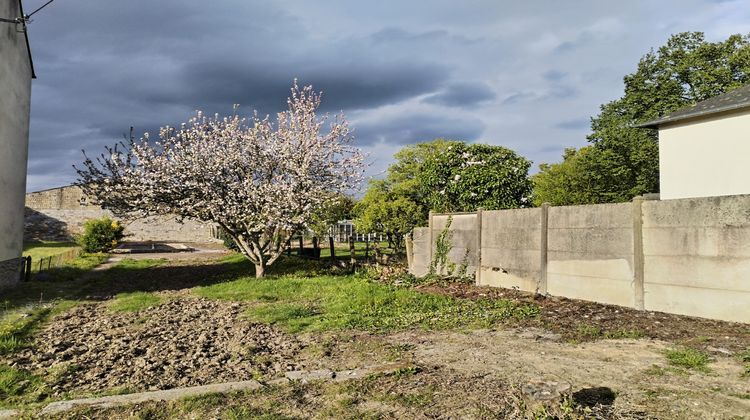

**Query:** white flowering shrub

left=76, top=82, right=363, bottom=277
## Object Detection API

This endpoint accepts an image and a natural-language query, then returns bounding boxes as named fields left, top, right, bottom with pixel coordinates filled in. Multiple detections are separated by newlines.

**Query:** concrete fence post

left=428, top=211, right=434, bottom=268
left=405, top=234, right=413, bottom=269
left=475, top=208, right=483, bottom=285
left=539, top=203, right=550, bottom=295
left=632, top=196, right=645, bottom=310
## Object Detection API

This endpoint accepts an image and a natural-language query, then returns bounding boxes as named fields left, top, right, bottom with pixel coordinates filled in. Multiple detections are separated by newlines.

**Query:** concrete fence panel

left=546, top=203, right=635, bottom=307
left=431, top=213, right=478, bottom=276
left=479, top=208, right=541, bottom=292
left=410, top=227, right=431, bottom=277
left=642, top=195, right=750, bottom=322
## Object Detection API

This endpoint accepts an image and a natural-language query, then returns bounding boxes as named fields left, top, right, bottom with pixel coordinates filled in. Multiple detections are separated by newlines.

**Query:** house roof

left=635, top=83, right=750, bottom=128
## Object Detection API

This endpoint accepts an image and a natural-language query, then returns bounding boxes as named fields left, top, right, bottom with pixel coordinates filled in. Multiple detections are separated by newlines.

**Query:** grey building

left=0, top=0, right=35, bottom=287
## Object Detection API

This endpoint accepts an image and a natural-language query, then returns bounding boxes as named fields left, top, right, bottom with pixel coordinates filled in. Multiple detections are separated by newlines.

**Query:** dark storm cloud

left=24, top=0, right=455, bottom=189
left=422, top=82, right=496, bottom=107
left=21, top=0, right=749, bottom=191
left=354, top=114, right=485, bottom=146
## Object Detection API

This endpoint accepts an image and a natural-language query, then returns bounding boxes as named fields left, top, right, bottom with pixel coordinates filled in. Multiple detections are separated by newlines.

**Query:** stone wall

left=408, top=194, right=750, bottom=323
left=25, top=186, right=220, bottom=244
left=0, top=0, right=34, bottom=288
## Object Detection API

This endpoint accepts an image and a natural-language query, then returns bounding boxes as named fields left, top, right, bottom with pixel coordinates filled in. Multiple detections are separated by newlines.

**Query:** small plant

left=664, top=347, right=710, bottom=372
left=738, top=348, right=750, bottom=378
left=429, top=216, right=453, bottom=276
left=78, top=217, right=125, bottom=253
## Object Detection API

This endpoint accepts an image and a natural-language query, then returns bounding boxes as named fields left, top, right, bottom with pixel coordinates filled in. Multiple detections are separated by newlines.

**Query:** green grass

left=108, top=292, right=163, bottom=312
left=22, top=241, right=79, bottom=260
left=0, top=365, right=47, bottom=406
left=0, top=306, right=52, bottom=355
left=664, top=347, right=711, bottom=372
left=195, top=272, right=539, bottom=333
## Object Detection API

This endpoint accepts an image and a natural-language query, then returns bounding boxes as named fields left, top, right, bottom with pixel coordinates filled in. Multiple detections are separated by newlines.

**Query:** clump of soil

left=7, top=297, right=304, bottom=394
left=417, top=283, right=750, bottom=352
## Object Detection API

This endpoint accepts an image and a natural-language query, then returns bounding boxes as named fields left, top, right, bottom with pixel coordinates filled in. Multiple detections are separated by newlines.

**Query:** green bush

left=216, top=227, right=239, bottom=251
left=78, top=217, right=125, bottom=253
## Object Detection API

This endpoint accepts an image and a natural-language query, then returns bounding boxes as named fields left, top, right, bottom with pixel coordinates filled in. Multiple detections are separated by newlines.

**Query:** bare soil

left=9, top=296, right=304, bottom=395
left=417, top=282, right=750, bottom=353
left=4, top=256, right=750, bottom=418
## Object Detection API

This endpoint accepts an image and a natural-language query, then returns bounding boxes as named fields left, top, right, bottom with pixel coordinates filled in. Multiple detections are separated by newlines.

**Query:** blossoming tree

left=75, top=82, right=363, bottom=277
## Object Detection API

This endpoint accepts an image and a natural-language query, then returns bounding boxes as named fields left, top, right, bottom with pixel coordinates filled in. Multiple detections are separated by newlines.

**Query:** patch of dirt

left=6, top=296, right=305, bottom=394
left=389, top=329, right=750, bottom=419
left=417, top=282, right=750, bottom=352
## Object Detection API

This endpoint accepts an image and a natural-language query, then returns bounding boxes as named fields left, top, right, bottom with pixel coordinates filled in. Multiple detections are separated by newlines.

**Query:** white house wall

left=0, top=0, right=33, bottom=287
left=659, top=108, right=750, bottom=200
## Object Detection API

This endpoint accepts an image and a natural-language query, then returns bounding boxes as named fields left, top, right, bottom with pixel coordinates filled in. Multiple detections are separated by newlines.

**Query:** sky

left=22, top=0, right=750, bottom=192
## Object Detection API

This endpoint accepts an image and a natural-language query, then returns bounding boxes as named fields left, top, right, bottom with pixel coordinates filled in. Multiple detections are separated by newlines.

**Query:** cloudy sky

left=23, top=0, right=750, bottom=192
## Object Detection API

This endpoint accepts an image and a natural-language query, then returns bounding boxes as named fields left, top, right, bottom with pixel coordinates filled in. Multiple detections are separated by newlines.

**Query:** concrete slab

left=40, top=379, right=262, bottom=415
left=0, top=409, right=19, bottom=419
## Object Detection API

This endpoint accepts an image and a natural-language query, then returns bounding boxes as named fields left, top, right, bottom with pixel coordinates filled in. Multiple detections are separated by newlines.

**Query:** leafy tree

left=353, top=180, right=422, bottom=252
left=419, top=142, right=532, bottom=212
left=76, top=82, right=363, bottom=277
left=535, top=32, right=750, bottom=205
left=308, top=193, right=356, bottom=238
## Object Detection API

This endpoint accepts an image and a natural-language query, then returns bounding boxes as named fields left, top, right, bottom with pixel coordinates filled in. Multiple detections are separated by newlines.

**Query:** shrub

left=216, top=227, right=239, bottom=251
left=79, top=217, right=125, bottom=253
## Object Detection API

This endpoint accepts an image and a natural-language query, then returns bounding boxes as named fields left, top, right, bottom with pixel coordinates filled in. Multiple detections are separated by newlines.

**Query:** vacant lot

left=1, top=250, right=748, bottom=419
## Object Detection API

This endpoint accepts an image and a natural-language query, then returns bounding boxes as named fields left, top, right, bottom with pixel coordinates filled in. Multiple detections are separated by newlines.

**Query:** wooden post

left=539, top=203, right=550, bottom=295
left=47, top=256, right=52, bottom=270
left=632, top=196, right=645, bottom=310
left=365, top=238, right=369, bottom=261
left=349, top=236, right=356, bottom=270
left=298, top=236, right=303, bottom=256
left=329, top=236, right=335, bottom=259
left=26, top=256, right=31, bottom=282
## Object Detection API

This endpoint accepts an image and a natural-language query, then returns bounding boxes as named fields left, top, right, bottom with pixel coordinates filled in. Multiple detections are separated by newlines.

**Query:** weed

left=664, top=347, right=711, bottom=372
left=738, top=348, right=750, bottom=378
left=430, top=216, right=453, bottom=275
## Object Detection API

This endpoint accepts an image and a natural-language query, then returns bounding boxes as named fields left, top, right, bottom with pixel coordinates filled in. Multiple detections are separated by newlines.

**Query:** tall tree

left=419, top=142, right=532, bottom=213
left=76, top=82, right=363, bottom=277
left=534, top=32, right=750, bottom=205
left=353, top=180, right=422, bottom=252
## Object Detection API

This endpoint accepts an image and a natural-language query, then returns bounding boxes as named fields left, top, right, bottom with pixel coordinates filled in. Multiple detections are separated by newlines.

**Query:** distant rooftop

left=636, top=83, right=750, bottom=128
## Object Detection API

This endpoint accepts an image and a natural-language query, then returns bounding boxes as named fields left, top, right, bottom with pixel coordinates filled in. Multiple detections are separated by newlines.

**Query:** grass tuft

left=664, top=347, right=711, bottom=372
left=109, top=292, right=162, bottom=312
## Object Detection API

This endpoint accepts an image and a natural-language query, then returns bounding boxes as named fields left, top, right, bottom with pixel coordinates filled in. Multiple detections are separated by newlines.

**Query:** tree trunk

left=255, top=261, right=266, bottom=278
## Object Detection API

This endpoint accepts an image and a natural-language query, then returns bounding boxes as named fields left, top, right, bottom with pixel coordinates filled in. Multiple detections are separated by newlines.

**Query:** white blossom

left=76, top=81, right=363, bottom=277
